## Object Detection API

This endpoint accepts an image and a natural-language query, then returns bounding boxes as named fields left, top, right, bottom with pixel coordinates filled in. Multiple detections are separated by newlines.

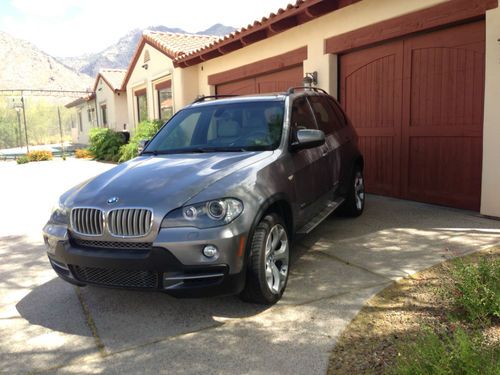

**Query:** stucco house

left=65, top=93, right=96, bottom=145
left=93, top=69, right=128, bottom=132
left=153, top=0, right=498, bottom=218
left=66, top=0, right=500, bottom=218
left=66, top=69, right=127, bottom=144
left=121, top=31, right=218, bottom=128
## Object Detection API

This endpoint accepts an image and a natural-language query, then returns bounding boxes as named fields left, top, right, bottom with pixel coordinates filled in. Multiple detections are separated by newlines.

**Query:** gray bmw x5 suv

left=43, top=87, right=364, bottom=304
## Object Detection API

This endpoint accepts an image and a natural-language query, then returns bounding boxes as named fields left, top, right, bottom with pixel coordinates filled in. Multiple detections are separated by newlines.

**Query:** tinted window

left=327, top=97, right=347, bottom=129
left=309, top=95, right=345, bottom=134
left=144, top=100, right=284, bottom=154
left=290, top=96, right=317, bottom=132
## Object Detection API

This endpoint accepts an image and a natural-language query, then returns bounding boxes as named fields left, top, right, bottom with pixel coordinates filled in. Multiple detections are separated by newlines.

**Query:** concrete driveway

left=1, top=159, right=499, bottom=375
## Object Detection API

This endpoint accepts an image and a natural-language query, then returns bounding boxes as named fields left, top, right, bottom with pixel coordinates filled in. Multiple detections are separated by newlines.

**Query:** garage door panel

left=409, top=47, right=485, bottom=129
left=216, top=65, right=303, bottom=95
left=216, top=78, right=256, bottom=95
left=359, top=136, right=397, bottom=195
left=406, top=136, right=482, bottom=210
left=340, top=20, right=484, bottom=210
left=340, top=40, right=403, bottom=197
left=256, top=65, right=303, bottom=93
left=401, top=21, right=485, bottom=209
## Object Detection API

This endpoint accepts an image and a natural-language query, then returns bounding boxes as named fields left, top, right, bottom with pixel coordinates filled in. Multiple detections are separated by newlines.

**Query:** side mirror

left=290, top=129, right=325, bottom=151
left=138, top=139, right=150, bottom=154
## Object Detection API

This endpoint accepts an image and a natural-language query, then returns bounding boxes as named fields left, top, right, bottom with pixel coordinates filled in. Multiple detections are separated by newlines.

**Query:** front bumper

left=43, top=223, right=248, bottom=297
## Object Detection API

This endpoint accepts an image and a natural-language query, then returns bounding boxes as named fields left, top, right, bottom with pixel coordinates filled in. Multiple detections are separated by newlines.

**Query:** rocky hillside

left=0, top=31, right=93, bottom=91
left=60, top=24, right=235, bottom=78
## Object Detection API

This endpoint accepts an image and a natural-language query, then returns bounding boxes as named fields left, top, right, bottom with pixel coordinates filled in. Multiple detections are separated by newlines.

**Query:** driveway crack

left=74, top=286, right=107, bottom=357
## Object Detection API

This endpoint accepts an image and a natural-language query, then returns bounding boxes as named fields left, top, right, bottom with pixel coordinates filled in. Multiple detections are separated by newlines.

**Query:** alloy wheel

left=264, top=224, right=289, bottom=294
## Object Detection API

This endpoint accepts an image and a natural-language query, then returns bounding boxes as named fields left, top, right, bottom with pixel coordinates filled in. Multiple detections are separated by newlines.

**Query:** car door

left=307, top=95, right=344, bottom=192
left=289, top=96, right=331, bottom=225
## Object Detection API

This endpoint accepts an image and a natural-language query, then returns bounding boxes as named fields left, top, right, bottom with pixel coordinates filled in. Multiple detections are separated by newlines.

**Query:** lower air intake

left=71, top=266, right=158, bottom=289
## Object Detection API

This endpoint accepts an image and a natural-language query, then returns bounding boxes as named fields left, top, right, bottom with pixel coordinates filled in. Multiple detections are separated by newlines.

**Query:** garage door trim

left=324, top=0, right=497, bottom=55
left=208, top=46, right=307, bottom=86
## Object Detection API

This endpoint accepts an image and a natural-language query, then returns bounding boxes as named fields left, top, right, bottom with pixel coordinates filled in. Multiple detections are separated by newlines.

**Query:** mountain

left=60, top=24, right=235, bottom=78
left=0, top=31, right=93, bottom=91
left=198, top=23, right=235, bottom=37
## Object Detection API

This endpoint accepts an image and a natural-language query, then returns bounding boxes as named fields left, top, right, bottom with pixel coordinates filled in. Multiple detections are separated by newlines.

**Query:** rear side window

left=308, top=96, right=343, bottom=135
left=327, top=97, right=348, bottom=129
left=290, top=96, right=317, bottom=131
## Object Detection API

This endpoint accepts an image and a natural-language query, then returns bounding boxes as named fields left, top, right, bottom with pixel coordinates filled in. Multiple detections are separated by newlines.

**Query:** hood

left=64, top=151, right=273, bottom=213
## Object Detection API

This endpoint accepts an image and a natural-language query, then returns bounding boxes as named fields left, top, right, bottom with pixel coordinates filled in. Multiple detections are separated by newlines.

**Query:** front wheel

left=240, top=213, right=290, bottom=305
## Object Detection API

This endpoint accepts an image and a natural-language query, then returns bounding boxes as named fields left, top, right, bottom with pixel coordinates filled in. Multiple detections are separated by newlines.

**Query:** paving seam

left=28, top=280, right=392, bottom=375
left=313, top=249, right=394, bottom=281
left=28, top=321, right=225, bottom=375
left=74, top=287, right=107, bottom=357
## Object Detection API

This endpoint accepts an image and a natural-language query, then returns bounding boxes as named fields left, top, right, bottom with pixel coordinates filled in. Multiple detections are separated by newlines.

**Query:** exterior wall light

left=303, top=72, right=318, bottom=87
left=142, top=63, right=149, bottom=70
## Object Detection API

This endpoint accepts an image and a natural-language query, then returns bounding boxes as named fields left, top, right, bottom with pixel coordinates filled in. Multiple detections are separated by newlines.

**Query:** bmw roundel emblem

left=107, top=196, right=119, bottom=204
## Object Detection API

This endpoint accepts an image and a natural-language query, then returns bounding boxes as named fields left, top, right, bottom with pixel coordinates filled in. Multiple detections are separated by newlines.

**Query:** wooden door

left=340, top=41, right=404, bottom=197
left=216, top=65, right=303, bottom=95
left=340, top=21, right=485, bottom=210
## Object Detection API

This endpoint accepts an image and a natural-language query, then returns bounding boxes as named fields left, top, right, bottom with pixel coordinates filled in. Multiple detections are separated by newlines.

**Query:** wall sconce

left=303, top=72, right=318, bottom=87
left=142, top=63, right=148, bottom=70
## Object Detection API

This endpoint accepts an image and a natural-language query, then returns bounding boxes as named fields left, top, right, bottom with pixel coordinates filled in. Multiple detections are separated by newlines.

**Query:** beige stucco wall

left=126, top=44, right=174, bottom=129
left=72, top=99, right=97, bottom=145
left=193, top=0, right=448, bottom=102
left=94, top=78, right=128, bottom=131
left=481, top=6, right=500, bottom=218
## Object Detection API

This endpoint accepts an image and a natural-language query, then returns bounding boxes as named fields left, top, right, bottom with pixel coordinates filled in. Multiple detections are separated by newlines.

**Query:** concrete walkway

left=1, top=159, right=499, bottom=374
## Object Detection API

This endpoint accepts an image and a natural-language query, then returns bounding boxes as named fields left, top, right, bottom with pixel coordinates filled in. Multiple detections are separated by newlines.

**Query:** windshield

left=144, top=100, right=285, bottom=154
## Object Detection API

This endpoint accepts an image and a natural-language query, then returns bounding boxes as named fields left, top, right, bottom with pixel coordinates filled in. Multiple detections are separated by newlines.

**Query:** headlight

left=50, top=200, right=69, bottom=225
left=161, top=198, right=243, bottom=229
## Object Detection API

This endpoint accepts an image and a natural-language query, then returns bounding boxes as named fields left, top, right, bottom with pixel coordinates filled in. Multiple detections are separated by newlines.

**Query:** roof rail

left=192, top=94, right=238, bottom=104
left=286, top=86, right=329, bottom=95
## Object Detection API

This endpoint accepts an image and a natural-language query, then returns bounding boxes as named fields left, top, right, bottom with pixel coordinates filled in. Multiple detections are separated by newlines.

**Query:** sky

left=0, top=0, right=292, bottom=57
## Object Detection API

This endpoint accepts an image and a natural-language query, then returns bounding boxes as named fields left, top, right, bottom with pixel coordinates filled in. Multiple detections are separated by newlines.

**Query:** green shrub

left=118, top=120, right=162, bottom=162
left=27, top=150, right=53, bottom=161
left=448, top=257, right=500, bottom=323
left=89, top=128, right=125, bottom=162
left=392, top=327, right=499, bottom=375
left=16, top=155, right=29, bottom=164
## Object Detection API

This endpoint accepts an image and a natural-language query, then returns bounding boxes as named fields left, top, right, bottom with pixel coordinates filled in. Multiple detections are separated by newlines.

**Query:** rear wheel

left=340, top=166, right=365, bottom=217
left=240, top=213, right=290, bottom=305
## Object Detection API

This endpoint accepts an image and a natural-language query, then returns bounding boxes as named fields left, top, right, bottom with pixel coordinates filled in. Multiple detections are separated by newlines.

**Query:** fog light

left=203, top=245, right=219, bottom=259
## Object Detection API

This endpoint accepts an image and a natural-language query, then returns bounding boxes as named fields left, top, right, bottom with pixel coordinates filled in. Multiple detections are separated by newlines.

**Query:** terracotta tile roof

left=65, top=93, right=95, bottom=108
left=144, top=31, right=220, bottom=59
left=121, top=31, right=219, bottom=89
left=174, top=0, right=361, bottom=67
left=94, top=69, right=127, bottom=92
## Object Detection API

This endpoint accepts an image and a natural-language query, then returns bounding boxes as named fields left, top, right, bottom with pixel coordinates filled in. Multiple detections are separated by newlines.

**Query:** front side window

left=137, top=92, right=148, bottom=123
left=144, top=100, right=284, bottom=154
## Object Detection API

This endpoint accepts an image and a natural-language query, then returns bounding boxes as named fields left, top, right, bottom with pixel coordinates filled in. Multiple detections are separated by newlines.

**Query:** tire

left=240, top=213, right=290, bottom=305
left=339, top=166, right=365, bottom=217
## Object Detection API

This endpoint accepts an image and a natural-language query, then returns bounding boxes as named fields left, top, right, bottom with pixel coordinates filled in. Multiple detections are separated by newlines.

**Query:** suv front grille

left=108, top=208, right=153, bottom=237
left=72, top=208, right=103, bottom=235
left=72, top=238, right=152, bottom=251
left=71, top=266, right=158, bottom=288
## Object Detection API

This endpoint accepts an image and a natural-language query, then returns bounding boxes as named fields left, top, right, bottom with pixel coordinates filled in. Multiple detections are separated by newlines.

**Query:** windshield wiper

left=193, top=147, right=248, bottom=153
left=141, top=147, right=253, bottom=155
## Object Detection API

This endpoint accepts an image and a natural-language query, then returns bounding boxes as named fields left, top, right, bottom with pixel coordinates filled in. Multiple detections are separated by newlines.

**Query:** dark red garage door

left=216, top=65, right=303, bottom=95
left=340, top=21, right=485, bottom=210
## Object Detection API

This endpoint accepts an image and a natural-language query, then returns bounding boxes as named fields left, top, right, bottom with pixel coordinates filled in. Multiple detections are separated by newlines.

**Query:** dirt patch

left=328, top=247, right=500, bottom=374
